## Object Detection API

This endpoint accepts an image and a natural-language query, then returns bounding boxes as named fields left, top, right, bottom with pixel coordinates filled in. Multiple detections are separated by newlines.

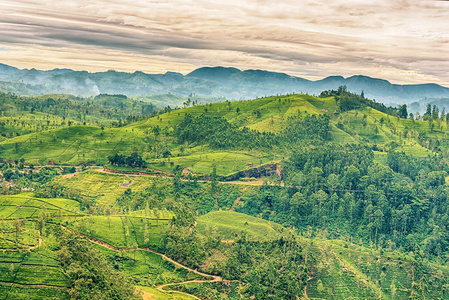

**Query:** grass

left=52, top=169, right=180, bottom=207
left=151, top=150, right=274, bottom=177
left=0, top=195, right=81, bottom=252
left=4, top=93, right=449, bottom=299
left=53, top=169, right=141, bottom=207
left=196, top=210, right=286, bottom=241
left=136, top=285, right=198, bottom=300
left=66, top=215, right=170, bottom=249
left=0, top=191, right=190, bottom=298
left=0, top=284, right=69, bottom=300
left=14, top=264, right=68, bottom=287
left=0, top=95, right=341, bottom=172
left=0, top=193, right=81, bottom=219
left=0, top=246, right=69, bottom=299
left=2, top=93, right=447, bottom=178
left=0, top=125, right=148, bottom=165
left=0, top=220, right=39, bottom=250
left=0, top=112, right=73, bottom=143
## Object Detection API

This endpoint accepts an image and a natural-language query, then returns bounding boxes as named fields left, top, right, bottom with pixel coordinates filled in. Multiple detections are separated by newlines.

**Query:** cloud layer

left=1, top=0, right=448, bottom=85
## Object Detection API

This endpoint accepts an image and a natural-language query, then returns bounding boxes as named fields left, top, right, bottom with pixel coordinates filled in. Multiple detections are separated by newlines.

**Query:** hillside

left=0, top=92, right=443, bottom=177
left=3, top=90, right=449, bottom=299
left=170, top=211, right=449, bottom=300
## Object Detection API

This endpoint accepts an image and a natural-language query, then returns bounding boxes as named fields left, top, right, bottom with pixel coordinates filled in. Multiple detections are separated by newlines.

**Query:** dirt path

left=79, top=233, right=222, bottom=279
left=0, top=281, right=66, bottom=291
left=79, top=233, right=224, bottom=298
left=156, top=283, right=202, bottom=299
left=97, top=167, right=278, bottom=186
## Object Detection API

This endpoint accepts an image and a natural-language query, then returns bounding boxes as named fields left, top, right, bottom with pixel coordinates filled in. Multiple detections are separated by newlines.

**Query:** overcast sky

left=1, top=0, right=448, bottom=85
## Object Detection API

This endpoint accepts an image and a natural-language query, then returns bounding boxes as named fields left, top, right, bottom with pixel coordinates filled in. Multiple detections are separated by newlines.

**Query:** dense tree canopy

left=174, top=113, right=276, bottom=149
left=58, top=230, right=140, bottom=300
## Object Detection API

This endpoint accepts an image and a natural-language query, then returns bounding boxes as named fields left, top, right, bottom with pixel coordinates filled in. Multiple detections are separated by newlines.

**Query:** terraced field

left=0, top=191, right=204, bottom=299
left=0, top=194, right=81, bottom=220
left=306, top=239, right=449, bottom=299
left=197, top=210, right=286, bottom=241
left=0, top=243, right=70, bottom=300
left=67, top=215, right=170, bottom=249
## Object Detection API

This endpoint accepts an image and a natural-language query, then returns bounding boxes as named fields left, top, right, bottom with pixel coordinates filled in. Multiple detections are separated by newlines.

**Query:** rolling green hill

left=4, top=89, right=449, bottom=299
left=2, top=93, right=444, bottom=177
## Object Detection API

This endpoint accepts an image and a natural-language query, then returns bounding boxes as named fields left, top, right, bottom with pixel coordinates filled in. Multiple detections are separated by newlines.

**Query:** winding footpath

left=96, top=167, right=277, bottom=186
left=79, top=233, right=224, bottom=298
left=0, top=281, right=65, bottom=291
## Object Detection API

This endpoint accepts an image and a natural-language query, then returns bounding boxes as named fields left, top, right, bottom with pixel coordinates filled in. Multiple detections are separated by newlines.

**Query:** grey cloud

left=0, top=0, right=448, bottom=85
left=0, top=14, right=213, bottom=53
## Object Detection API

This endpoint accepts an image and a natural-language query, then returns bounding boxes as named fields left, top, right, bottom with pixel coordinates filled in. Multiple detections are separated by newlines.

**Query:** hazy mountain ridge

left=409, top=97, right=449, bottom=114
left=1, top=63, right=449, bottom=103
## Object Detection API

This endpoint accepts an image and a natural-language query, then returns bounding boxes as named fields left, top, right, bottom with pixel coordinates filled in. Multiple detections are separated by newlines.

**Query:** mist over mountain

left=1, top=63, right=449, bottom=104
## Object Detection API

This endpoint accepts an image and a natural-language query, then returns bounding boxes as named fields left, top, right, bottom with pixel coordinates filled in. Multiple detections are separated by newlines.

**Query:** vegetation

left=4, top=87, right=449, bottom=299
left=58, top=230, right=140, bottom=300
left=0, top=92, right=156, bottom=126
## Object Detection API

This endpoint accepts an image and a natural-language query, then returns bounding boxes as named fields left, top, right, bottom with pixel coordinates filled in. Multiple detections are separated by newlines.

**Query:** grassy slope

left=0, top=112, right=71, bottom=143
left=136, top=285, right=197, bottom=300
left=306, top=238, right=449, bottom=299
left=197, top=210, right=286, bottom=241
left=0, top=193, right=81, bottom=219
left=53, top=169, right=147, bottom=207
left=0, top=231, right=70, bottom=300
left=1, top=94, right=445, bottom=176
left=67, top=215, right=170, bottom=249
left=3, top=94, right=449, bottom=299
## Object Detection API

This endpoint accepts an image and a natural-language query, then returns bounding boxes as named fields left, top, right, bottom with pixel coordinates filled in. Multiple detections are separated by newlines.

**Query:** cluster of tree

left=174, top=112, right=331, bottom=150
left=387, top=151, right=448, bottom=180
left=423, top=104, right=446, bottom=121
left=235, top=143, right=449, bottom=260
left=281, top=113, right=330, bottom=143
left=417, top=104, right=449, bottom=132
left=320, top=86, right=398, bottom=116
left=0, top=92, right=157, bottom=127
left=108, top=152, right=146, bottom=168
left=58, top=230, right=139, bottom=300
left=165, top=223, right=308, bottom=299
left=0, top=161, right=62, bottom=194
left=174, top=114, right=276, bottom=150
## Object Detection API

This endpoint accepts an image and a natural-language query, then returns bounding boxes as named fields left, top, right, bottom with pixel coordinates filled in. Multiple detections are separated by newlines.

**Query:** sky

left=1, top=0, right=448, bottom=86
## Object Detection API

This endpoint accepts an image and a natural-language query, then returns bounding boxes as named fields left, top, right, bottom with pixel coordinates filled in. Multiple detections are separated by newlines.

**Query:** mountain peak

left=346, top=75, right=391, bottom=84
left=187, top=66, right=242, bottom=80
left=317, top=75, right=345, bottom=83
left=0, top=63, right=20, bottom=75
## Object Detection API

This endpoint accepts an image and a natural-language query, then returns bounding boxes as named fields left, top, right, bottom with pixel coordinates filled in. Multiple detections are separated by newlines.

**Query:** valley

left=2, top=87, right=449, bottom=299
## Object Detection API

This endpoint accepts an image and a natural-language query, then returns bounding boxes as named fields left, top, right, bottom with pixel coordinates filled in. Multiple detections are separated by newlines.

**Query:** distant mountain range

left=409, top=97, right=449, bottom=115
left=1, top=63, right=449, bottom=104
